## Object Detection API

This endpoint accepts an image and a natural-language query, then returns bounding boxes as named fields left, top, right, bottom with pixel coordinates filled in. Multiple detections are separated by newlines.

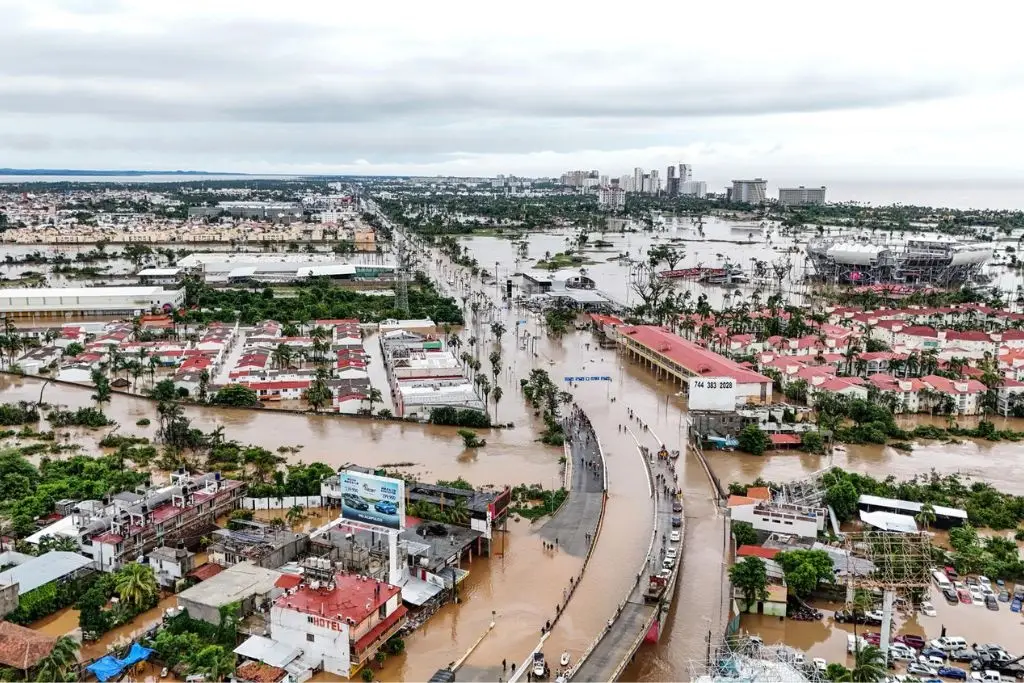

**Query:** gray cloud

left=0, top=0, right=1021, bottom=175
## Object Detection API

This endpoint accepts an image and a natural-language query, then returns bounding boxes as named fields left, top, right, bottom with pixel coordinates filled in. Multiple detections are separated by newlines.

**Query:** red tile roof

left=768, top=433, right=802, bottom=446
left=737, top=545, right=780, bottom=560
left=745, top=487, right=771, bottom=501
left=276, top=573, right=401, bottom=626
left=0, top=622, right=56, bottom=670
left=727, top=495, right=757, bottom=508
left=188, top=563, right=225, bottom=581
left=619, top=325, right=771, bottom=386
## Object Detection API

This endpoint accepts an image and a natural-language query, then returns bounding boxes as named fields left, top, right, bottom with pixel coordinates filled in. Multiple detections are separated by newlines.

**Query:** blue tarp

left=86, top=643, right=154, bottom=682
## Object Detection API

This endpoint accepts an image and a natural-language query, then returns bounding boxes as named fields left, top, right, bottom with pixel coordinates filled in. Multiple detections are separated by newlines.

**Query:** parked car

left=931, top=637, right=968, bottom=652
left=666, top=546, right=677, bottom=559
left=985, top=595, right=999, bottom=611
left=671, top=515, right=682, bottom=527
left=669, top=530, right=680, bottom=542
left=834, top=610, right=871, bottom=624
left=958, top=589, right=973, bottom=604
left=942, top=587, right=959, bottom=604
left=969, top=587, right=985, bottom=604
left=922, top=648, right=949, bottom=661
left=938, top=666, right=967, bottom=680
left=909, top=662, right=939, bottom=677
left=951, top=649, right=978, bottom=663
left=891, top=648, right=917, bottom=663
left=863, top=610, right=885, bottom=625
left=978, top=576, right=992, bottom=589
left=945, top=566, right=959, bottom=579
left=920, top=602, right=938, bottom=617
left=997, top=589, right=1009, bottom=602
left=672, top=501, right=683, bottom=513
left=921, top=655, right=947, bottom=669
left=897, top=634, right=927, bottom=650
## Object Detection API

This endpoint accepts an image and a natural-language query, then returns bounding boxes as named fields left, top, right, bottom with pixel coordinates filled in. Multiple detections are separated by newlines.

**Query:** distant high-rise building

left=633, top=168, right=644, bottom=194
left=666, top=166, right=676, bottom=180
left=778, top=186, right=827, bottom=207
left=679, top=164, right=692, bottom=183
left=599, top=174, right=609, bottom=186
left=620, top=175, right=633, bottom=192
left=666, top=166, right=679, bottom=197
left=598, top=185, right=626, bottom=211
left=731, top=178, right=767, bottom=203
left=649, top=170, right=660, bottom=194
left=679, top=181, right=707, bottom=198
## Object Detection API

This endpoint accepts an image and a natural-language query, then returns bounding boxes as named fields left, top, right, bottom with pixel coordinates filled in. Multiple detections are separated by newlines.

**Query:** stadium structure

left=805, top=234, right=992, bottom=286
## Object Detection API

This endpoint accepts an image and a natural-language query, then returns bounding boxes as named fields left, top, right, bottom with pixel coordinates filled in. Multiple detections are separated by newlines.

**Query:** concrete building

left=147, top=545, right=196, bottom=589
left=0, top=286, right=185, bottom=321
left=27, top=471, right=245, bottom=572
left=679, top=180, right=707, bottom=198
left=208, top=522, right=310, bottom=569
left=731, top=179, right=767, bottom=204
left=177, top=561, right=285, bottom=625
left=270, top=572, right=407, bottom=678
left=15, top=345, right=62, bottom=375
left=137, top=267, right=185, bottom=286
left=778, top=186, right=827, bottom=207
left=0, top=551, right=94, bottom=609
left=678, top=163, right=692, bottom=183
left=618, top=325, right=773, bottom=403
left=597, top=185, right=626, bottom=211
left=187, top=201, right=302, bottom=220
left=727, top=496, right=824, bottom=539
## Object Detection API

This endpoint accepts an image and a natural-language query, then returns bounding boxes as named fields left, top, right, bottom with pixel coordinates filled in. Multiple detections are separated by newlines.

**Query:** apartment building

left=778, top=186, right=827, bottom=207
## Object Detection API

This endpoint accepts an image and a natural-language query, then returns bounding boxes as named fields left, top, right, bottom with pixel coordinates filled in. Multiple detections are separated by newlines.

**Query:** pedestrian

left=511, top=663, right=516, bottom=674
left=503, top=659, right=507, bottom=672
left=555, top=538, right=558, bottom=547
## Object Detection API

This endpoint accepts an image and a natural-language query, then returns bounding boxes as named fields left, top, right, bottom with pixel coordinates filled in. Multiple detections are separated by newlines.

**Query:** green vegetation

left=774, top=549, right=835, bottom=598
left=820, top=467, right=1024, bottom=530
left=520, top=369, right=572, bottom=446
left=729, top=556, right=768, bottom=608
left=731, top=521, right=758, bottom=547
left=148, top=605, right=239, bottom=680
left=46, top=407, right=113, bottom=428
left=535, top=251, right=592, bottom=270
left=407, top=496, right=471, bottom=525
left=737, top=424, right=771, bottom=455
left=544, top=302, right=578, bottom=337
left=209, top=384, right=260, bottom=407
left=457, top=429, right=486, bottom=448
left=946, top=523, right=1024, bottom=579
left=824, top=644, right=888, bottom=682
left=30, top=635, right=79, bottom=682
left=0, top=448, right=149, bottom=539
left=5, top=572, right=100, bottom=625
left=509, top=484, right=568, bottom=520
left=136, top=418, right=151, bottom=426
left=79, top=563, right=160, bottom=638
left=429, top=406, right=491, bottom=428
left=181, top=275, right=463, bottom=326
left=0, top=402, right=40, bottom=426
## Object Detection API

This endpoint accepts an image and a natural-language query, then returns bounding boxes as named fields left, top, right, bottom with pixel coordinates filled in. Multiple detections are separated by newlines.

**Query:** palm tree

left=113, top=562, right=159, bottom=610
left=490, top=321, right=506, bottom=344
left=286, top=505, right=306, bottom=527
left=916, top=503, right=936, bottom=531
left=492, top=386, right=503, bottom=421
left=849, top=644, right=887, bottom=682
left=446, top=497, right=470, bottom=525
left=32, top=635, right=79, bottom=682
left=186, top=645, right=235, bottom=681
left=365, top=386, right=383, bottom=414
left=449, top=335, right=462, bottom=353
left=272, top=342, right=293, bottom=370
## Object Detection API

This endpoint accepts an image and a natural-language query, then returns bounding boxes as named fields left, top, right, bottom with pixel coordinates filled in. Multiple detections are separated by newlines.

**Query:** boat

left=560, top=652, right=571, bottom=667
left=533, top=652, right=547, bottom=678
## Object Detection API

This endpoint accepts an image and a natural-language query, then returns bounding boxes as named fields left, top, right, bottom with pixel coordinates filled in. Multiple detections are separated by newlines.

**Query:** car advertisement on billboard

left=339, top=470, right=405, bottom=530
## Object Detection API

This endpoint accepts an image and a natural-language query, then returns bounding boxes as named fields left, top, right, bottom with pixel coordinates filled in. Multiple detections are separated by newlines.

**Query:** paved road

left=539, top=413, right=605, bottom=557
left=570, top=428, right=681, bottom=682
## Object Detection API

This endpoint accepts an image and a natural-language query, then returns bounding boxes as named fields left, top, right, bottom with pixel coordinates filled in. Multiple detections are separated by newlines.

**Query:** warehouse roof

left=0, top=286, right=170, bottom=298
left=0, top=551, right=93, bottom=594
left=857, top=494, right=968, bottom=520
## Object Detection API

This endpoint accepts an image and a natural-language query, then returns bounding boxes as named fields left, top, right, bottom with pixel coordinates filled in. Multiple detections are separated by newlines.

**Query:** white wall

left=271, top=605, right=351, bottom=677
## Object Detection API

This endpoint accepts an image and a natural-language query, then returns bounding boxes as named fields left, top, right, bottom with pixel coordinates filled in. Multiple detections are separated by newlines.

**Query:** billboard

left=687, top=376, right=737, bottom=412
left=339, top=470, right=406, bottom=530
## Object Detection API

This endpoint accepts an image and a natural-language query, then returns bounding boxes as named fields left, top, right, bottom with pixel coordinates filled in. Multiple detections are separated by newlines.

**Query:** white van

left=930, top=636, right=967, bottom=651
left=932, top=570, right=952, bottom=589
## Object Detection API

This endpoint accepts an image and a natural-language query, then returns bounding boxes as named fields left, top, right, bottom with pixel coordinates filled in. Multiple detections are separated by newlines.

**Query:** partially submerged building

left=176, top=561, right=285, bottom=625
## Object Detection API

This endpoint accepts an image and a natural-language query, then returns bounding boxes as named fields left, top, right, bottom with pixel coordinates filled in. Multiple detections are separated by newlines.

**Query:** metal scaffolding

left=806, top=235, right=991, bottom=286
left=690, top=637, right=828, bottom=683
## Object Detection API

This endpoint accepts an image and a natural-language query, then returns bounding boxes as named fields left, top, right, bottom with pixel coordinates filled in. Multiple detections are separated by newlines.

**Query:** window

left=307, top=633, right=315, bottom=642
left=308, top=616, right=314, bottom=624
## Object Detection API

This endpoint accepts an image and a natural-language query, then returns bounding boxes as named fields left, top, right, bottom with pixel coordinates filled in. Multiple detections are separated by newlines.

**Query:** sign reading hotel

left=687, top=376, right=737, bottom=412
left=339, top=470, right=406, bottom=531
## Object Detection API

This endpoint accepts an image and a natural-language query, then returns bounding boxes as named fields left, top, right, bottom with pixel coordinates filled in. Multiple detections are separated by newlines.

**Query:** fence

left=240, top=495, right=323, bottom=510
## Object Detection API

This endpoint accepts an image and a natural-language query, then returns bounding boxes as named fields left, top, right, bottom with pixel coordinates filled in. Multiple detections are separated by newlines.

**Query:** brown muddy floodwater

left=0, top=375, right=564, bottom=490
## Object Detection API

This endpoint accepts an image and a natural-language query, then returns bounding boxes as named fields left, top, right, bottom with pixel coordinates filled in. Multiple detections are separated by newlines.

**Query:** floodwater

left=0, top=375, right=564, bottom=490
left=30, top=594, right=178, bottom=661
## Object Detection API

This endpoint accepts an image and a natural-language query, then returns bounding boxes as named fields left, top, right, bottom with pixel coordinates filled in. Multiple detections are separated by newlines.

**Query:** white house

left=727, top=496, right=824, bottom=539
left=270, top=573, right=407, bottom=678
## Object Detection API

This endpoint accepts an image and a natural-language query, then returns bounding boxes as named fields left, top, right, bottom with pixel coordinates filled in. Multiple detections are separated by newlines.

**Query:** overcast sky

left=2, top=0, right=1024, bottom=186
